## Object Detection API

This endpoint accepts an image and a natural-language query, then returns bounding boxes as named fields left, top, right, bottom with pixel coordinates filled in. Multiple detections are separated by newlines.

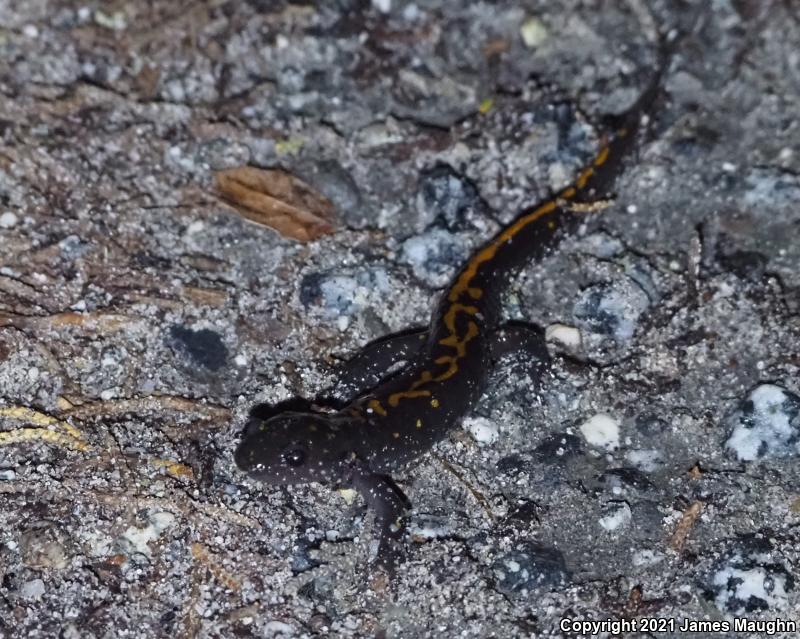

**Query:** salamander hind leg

left=349, top=469, right=410, bottom=577
left=488, top=321, right=550, bottom=386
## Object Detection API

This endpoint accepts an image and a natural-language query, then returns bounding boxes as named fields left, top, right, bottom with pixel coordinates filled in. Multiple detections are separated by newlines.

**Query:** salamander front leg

left=320, top=328, right=429, bottom=408
left=488, top=321, right=550, bottom=383
left=349, top=469, right=410, bottom=573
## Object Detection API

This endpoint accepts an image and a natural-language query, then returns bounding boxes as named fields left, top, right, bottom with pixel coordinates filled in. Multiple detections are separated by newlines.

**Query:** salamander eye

left=283, top=448, right=306, bottom=467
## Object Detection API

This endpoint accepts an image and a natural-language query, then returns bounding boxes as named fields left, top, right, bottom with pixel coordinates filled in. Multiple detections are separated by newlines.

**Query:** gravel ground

left=1, top=1, right=799, bottom=637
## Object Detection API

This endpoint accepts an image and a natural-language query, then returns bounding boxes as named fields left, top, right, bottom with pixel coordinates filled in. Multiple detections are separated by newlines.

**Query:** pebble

left=598, top=501, right=631, bottom=532
left=632, top=549, right=664, bottom=567
left=263, top=621, right=296, bottom=635
left=725, top=384, right=800, bottom=460
left=299, top=268, right=391, bottom=317
left=600, top=467, right=653, bottom=493
left=408, top=514, right=454, bottom=540
left=391, top=71, right=478, bottom=128
left=120, top=511, right=176, bottom=557
left=580, top=232, right=625, bottom=259
left=0, top=212, right=18, bottom=228
left=20, top=524, right=70, bottom=569
left=94, top=9, right=127, bottom=31
left=492, top=542, right=569, bottom=596
left=704, top=538, right=793, bottom=616
left=415, top=164, right=485, bottom=231
left=635, top=413, right=668, bottom=436
left=401, top=4, right=420, bottom=21
left=462, top=416, right=499, bottom=445
left=534, top=433, right=584, bottom=461
left=372, top=0, right=392, bottom=13
left=544, top=323, right=582, bottom=349
left=58, top=235, right=91, bottom=260
left=21, top=578, right=46, bottom=601
left=185, top=220, right=204, bottom=235
left=573, top=279, right=649, bottom=342
left=400, top=229, right=471, bottom=287
left=495, top=453, right=529, bottom=477
left=167, top=326, right=228, bottom=372
left=290, top=539, right=320, bottom=574
left=625, top=449, right=663, bottom=472
left=743, top=167, right=800, bottom=207
left=579, top=413, right=620, bottom=451
left=308, top=614, right=332, bottom=633
left=520, top=17, right=548, bottom=48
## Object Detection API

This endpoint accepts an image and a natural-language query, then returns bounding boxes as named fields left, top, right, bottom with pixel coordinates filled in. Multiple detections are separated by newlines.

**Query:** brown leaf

left=215, top=166, right=336, bottom=241
left=134, top=65, right=161, bottom=100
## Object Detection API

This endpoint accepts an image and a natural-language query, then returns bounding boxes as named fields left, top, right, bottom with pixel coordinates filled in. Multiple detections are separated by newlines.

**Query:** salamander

left=235, top=42, right=672, bottom=565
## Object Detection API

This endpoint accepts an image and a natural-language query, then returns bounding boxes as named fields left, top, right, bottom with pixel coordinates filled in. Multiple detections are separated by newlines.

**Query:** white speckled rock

left=462, top=416, right=499, bottom=445
left=580, top=413, right=620, bottom=451
left=725, top=384, right=800, bottom=460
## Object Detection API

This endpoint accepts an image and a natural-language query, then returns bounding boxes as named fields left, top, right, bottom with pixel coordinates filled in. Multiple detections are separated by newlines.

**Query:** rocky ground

left=1, top=0, right=799, bottom=637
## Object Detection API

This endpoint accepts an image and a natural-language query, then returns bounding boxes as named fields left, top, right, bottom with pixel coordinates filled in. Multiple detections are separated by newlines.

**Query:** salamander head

left=234, top=411, right=349, bottom=485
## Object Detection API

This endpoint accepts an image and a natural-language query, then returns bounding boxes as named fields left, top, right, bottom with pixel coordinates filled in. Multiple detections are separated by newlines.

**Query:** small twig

left=431, top=453, right=496, bottom=523
left=62, top=395, right=231, bottom=423
left=0, top=406, right=92, bottom=452
left=669, top=500, right=704, bottom=553
left=0, top=311, right=139, bottom=332
left=150, top=459, right=195, bottom=481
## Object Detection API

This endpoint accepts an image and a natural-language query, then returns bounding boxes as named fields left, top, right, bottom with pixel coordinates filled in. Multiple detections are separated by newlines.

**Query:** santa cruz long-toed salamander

left=235, top=41, right=672, bottom=563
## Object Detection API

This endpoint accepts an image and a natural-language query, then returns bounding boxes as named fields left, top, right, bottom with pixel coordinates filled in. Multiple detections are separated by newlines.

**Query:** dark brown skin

left=235, top=43, right=672, bottom=564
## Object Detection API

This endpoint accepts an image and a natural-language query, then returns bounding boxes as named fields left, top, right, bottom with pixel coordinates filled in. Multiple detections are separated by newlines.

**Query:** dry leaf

left=215, top=166, right=336, bottom=241
left=134, top=65, right=161, bottom=100
left=688, top=463, right=703, bottom=479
